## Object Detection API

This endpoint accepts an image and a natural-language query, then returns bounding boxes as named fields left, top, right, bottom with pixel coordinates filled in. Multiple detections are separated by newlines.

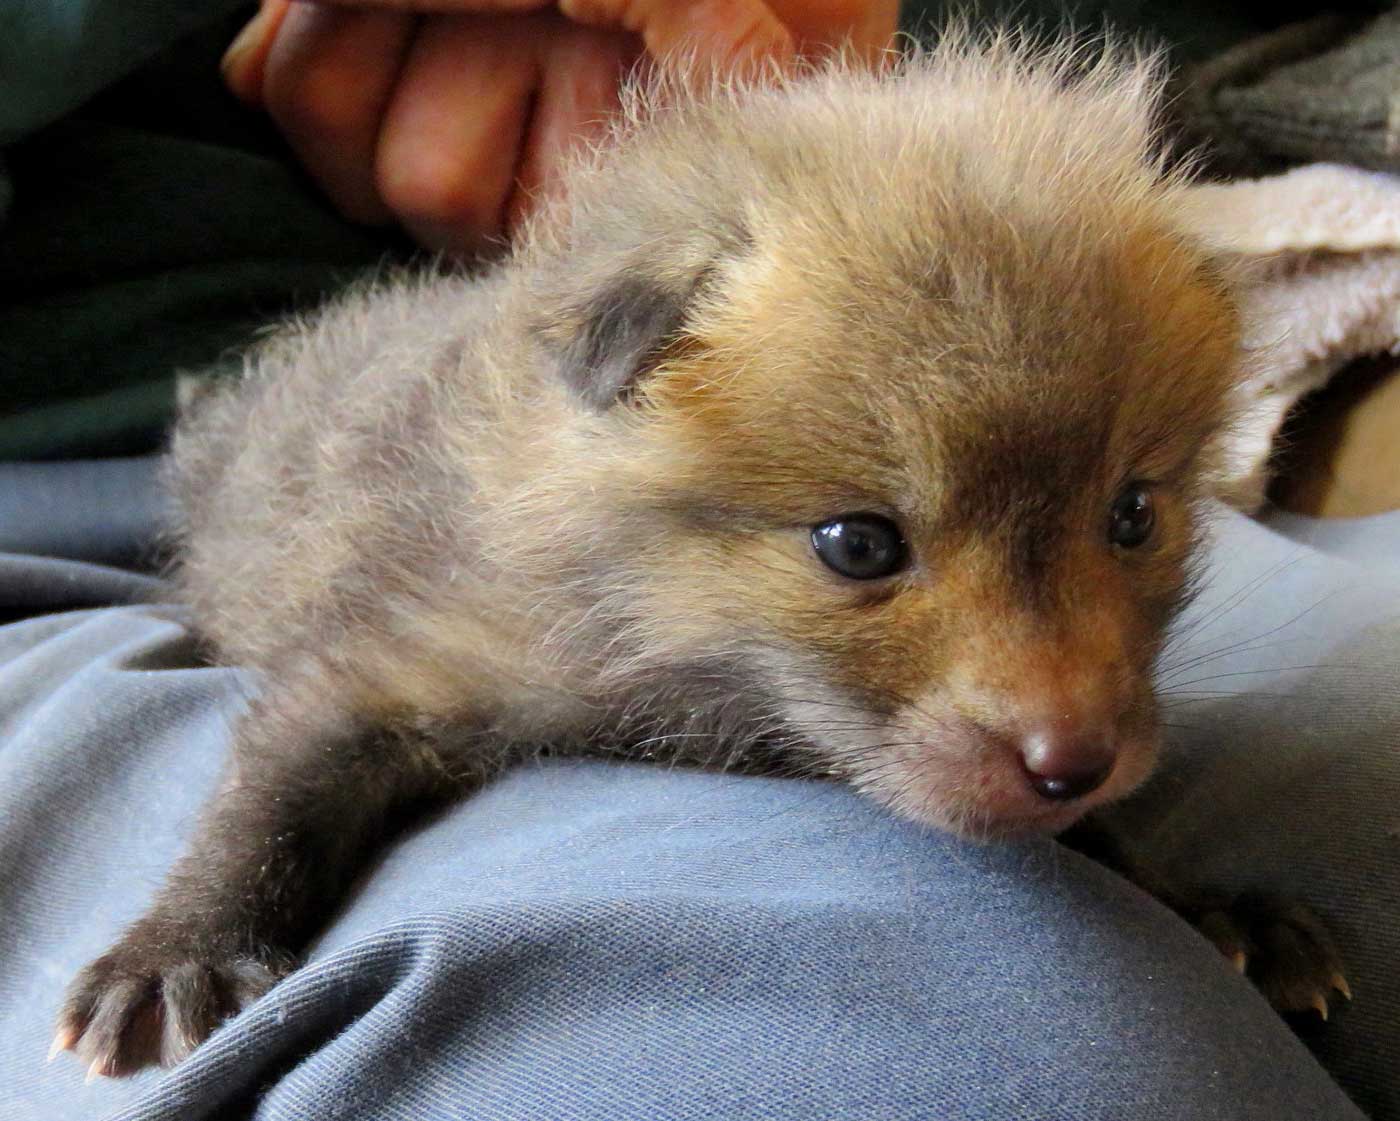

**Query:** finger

left=306, top=0, right=551, bottom=9
left=508, top=18, right=639, bottom=231
left=767, top=0, right=900, bottom=59
left=560, top=0, right=795, bottom=74
left=221, top=0, right=294, bottom=105
left=375, top=13, right=541, bottom=254
left=262, top=4, right=416, bottom=225
left=312, top=0, right=796, bottom=73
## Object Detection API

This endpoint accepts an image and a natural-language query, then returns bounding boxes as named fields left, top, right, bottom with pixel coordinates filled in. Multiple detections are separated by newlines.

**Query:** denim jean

left=1, top=460, right=1394, bottom=1119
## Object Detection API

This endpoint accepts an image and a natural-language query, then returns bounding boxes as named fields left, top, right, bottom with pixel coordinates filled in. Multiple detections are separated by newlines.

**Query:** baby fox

left=54, top=34, right=1344, bottom=1077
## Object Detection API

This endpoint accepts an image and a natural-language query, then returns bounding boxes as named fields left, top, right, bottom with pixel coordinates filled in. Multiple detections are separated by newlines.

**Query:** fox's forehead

left=640, top=211, right=1238, bottom=528
left=701, top=187, right=1236, bottom=386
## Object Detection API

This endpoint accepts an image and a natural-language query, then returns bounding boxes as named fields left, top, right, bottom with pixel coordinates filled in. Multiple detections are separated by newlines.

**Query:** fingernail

left=221, top=8, right=267, bottom=71
left=721, top=17, right=796, bottom=80
left=649, top=2, right=794, bottom=85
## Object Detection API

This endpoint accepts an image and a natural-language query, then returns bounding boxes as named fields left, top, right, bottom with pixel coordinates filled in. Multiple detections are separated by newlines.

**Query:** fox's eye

left=811, top=514, right=908, bottom=580
left=1108, top=485, right=1155, bottom=549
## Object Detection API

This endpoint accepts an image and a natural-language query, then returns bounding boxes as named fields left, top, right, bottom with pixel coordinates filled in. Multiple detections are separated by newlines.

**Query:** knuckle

left=264, top=56, right=370, bottom=143
left=375, top=144, right=503, bottom=236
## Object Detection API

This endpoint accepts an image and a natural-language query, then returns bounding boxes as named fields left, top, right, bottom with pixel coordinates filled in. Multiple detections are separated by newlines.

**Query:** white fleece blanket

left=1181, top=164, right=1400, bottom=510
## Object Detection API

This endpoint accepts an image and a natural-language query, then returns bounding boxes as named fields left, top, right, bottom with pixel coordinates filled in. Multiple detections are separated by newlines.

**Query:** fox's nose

left=1019, top=730, right=1115, bottom=801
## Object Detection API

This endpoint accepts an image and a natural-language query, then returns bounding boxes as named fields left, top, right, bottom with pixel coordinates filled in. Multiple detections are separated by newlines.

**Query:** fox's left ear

left=538, top=262, right=714, bottom=411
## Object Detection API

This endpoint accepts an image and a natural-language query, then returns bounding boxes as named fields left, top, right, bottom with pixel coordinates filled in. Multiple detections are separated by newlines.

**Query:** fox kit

left=55, top=34, right=1345, bottom=1077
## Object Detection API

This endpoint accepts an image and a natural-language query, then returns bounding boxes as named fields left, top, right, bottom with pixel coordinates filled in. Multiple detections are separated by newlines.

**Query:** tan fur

left=169, top=33, right=1242, bottom=839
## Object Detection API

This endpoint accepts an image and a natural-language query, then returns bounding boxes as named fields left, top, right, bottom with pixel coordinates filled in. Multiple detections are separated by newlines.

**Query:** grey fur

left=57, top=35, right=1276, bottom=1077
left=546, top=264, right=723, bottom=408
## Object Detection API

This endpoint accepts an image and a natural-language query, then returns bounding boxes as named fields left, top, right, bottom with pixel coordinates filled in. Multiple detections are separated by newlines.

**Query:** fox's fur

left=61, top=33, right=1246, bottom=1076
left=174, top=34, right=1236, bottom=818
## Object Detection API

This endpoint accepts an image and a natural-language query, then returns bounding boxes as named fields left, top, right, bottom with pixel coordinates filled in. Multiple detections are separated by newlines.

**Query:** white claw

left=1310, top=994, right=1329, bottom=1022
left=47, top=1028, right=75, bottom=1063
left=84, top=1060, right=105, bottom=1084
left=1332, top=974, right=1352, bottom=1001
left=1230, top=951, right=1247, bottom=974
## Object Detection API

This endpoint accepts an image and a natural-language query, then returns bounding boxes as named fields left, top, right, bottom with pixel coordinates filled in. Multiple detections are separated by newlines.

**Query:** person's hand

left=221, top=1, right=899, bottom=254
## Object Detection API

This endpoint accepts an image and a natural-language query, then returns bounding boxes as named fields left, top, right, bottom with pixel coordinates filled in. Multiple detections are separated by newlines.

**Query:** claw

left=1332, top=974, right=1352, bottom=1001
left=1310, top=993, right=1329, bottom=1021
left=47, top=1027, right=77, bottom=1063
left=84, top=1060, right=107, bottom=1084
left=1229, top=951, right=1247, bottom=974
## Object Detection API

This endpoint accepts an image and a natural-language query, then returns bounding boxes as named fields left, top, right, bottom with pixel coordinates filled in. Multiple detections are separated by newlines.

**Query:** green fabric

left=0, top=0, right=245, bottom=145
left=0, top=380, right=177, bottom=461
left=0, top=115, right=394, bottom=458
left=0, top=9, right=404, bottom=460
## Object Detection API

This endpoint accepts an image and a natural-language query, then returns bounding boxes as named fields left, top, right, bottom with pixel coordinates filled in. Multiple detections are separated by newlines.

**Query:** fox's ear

left=541, top=267, right=708, bottom=411
left=531, top=195, right=750, bottom=410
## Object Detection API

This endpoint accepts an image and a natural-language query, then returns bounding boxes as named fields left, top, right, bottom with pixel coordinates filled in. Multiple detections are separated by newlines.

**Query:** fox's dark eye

left=1108, top=485, right=1155, bottom=549
left=811, top=514, right=908, bottom=580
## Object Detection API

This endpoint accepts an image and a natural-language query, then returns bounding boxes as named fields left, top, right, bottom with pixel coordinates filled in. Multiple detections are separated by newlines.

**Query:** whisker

left=1161, top=554, right=1303, bottom=659
left=1158, top=588, right=1348, bottom=684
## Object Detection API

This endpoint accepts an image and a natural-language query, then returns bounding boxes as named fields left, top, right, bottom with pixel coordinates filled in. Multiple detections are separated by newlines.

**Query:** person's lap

left=0, top=462, right=1394, bottom=1119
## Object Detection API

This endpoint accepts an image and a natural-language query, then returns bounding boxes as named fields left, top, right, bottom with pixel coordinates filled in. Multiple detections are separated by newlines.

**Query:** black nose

left=1019, top=732, right=1115, bottom=801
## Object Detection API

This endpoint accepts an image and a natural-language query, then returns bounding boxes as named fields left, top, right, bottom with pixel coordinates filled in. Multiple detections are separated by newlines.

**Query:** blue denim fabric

left=0, top=461, right=1393, bottom=1119
left=0, top=614, right=1370, bottom=1121
left=0, top=458, right=168, bottom=568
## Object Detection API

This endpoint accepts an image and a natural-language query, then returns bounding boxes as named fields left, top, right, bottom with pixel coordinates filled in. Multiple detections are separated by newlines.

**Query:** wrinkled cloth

left=0, top=5, right=399, bottom=461
left=1177, top=6, right=1400, bottom=179
left=1179, top=163, right=1400, bottom=510
left=0, top=461, right=1397, bottom=1119
left=0, top=458, right=168, bottom=569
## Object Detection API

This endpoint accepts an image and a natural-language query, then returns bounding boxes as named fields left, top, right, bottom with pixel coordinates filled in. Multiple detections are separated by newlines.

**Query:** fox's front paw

left=1197, top=893, right=1350, bottom=1020
left=52, top=922, right=294, bottom=1078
